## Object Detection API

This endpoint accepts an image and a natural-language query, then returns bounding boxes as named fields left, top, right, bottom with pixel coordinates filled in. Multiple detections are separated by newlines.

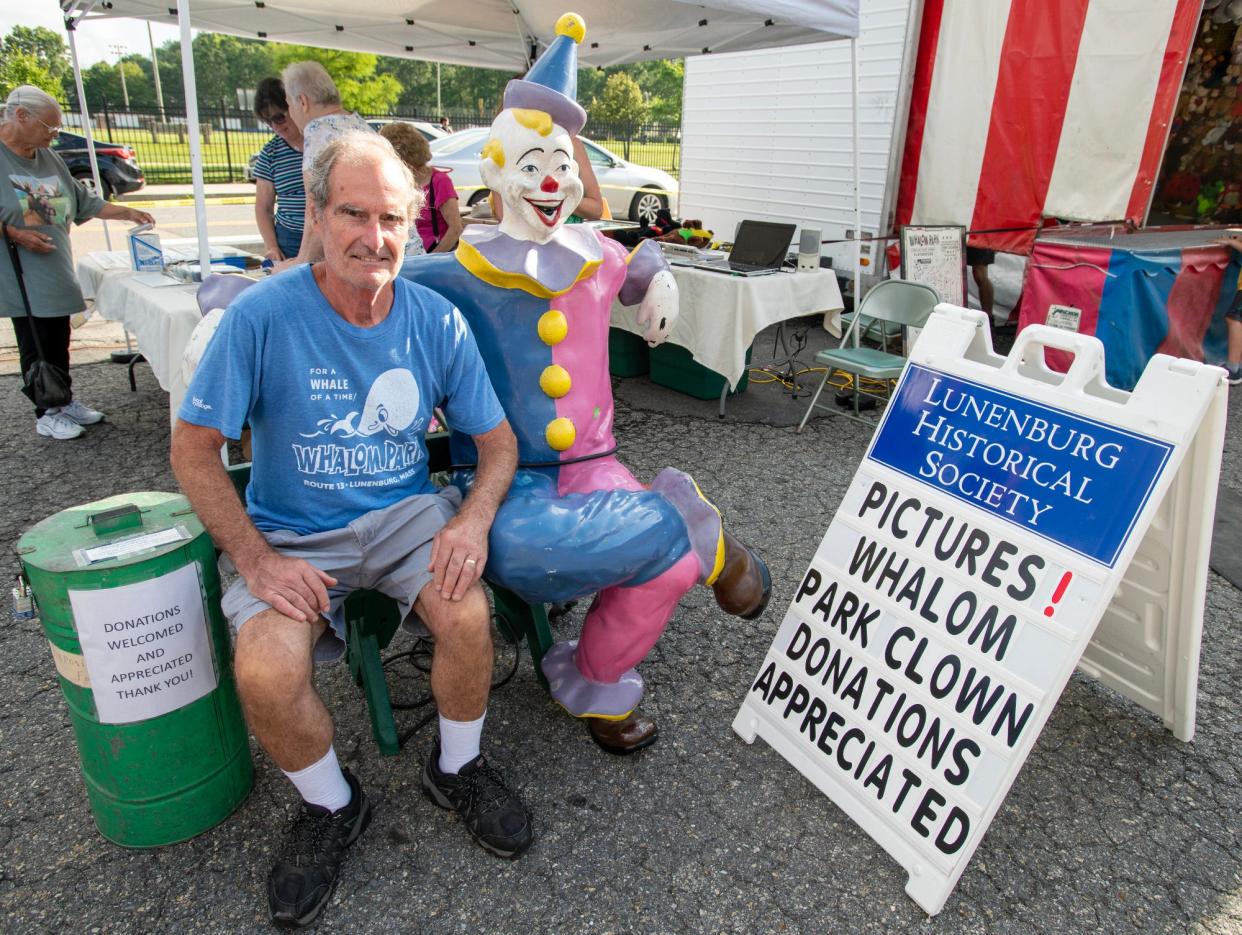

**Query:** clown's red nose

left=540, top=175, right=559, bottom=193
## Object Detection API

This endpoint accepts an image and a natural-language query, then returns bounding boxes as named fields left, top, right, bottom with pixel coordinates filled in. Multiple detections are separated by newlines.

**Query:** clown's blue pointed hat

left=503, top=13, right=587, bottom=136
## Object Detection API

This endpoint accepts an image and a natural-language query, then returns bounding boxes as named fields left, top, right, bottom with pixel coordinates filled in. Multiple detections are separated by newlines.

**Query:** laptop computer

left=672, top=220, right=797, bottom=276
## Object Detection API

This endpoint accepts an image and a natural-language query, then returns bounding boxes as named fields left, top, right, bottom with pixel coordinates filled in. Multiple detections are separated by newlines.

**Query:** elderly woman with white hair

left=0, top=85, right=155, bottom=440
left=277, top=61, right=375, bottom=269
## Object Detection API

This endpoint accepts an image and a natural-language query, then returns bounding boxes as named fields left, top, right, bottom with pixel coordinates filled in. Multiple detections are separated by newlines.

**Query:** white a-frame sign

left=734, top=306, right=1227, bottom=915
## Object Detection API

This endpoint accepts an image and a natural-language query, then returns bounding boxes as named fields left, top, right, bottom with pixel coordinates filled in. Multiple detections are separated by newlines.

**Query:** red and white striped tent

left=893, top=0, right=1202, bottom=254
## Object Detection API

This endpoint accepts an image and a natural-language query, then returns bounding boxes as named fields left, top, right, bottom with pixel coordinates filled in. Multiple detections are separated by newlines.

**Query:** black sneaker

left=422, top=738, right=533, bottom=858
left=267, top=768, right=372, bottom=928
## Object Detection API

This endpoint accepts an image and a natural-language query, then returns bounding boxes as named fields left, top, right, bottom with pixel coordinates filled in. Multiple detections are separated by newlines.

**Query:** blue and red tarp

left=1016, top=228, right=1239, bottom=390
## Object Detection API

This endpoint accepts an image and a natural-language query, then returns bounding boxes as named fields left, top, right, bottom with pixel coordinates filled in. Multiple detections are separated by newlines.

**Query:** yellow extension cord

left=747, top=366, right=892, bottom=395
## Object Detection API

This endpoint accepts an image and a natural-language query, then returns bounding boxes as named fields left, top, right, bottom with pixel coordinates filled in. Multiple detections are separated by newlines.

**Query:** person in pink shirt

left=380, top=122, right=463, bottom=255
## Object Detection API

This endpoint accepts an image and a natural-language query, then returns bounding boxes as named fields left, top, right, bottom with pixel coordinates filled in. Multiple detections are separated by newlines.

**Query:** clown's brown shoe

left=711, top=530, right=771, bottom=620
left=587, top=710, right=659, bottom=755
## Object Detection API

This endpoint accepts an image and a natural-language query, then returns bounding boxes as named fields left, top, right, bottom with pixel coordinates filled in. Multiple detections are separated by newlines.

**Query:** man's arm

left=428, top=419, right=517, bottom=601
left=170, top=419, right=336, bottom=622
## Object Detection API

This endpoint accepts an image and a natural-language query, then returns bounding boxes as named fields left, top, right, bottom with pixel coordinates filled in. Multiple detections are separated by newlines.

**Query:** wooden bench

left=224, top=433, right=554, bottom=755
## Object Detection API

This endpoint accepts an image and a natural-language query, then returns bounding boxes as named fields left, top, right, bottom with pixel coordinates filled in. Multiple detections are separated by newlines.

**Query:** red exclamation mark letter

left=1044, top=571, right=1072, bottom=618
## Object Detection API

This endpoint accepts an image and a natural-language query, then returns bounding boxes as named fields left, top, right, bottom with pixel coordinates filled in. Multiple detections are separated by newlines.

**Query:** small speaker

left=798, top=228, right=821, bottom=272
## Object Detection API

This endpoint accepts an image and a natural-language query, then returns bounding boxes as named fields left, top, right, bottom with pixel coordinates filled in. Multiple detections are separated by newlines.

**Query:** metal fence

left=62, top=103, right=682, bottom=185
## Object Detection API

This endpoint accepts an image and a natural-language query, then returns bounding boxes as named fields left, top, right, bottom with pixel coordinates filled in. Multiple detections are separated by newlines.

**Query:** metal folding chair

left=796, top=279, right=940, bottom=430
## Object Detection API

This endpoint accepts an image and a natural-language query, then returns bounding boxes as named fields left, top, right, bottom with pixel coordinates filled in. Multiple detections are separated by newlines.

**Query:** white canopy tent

left=58, top=0, right=864, bottom=295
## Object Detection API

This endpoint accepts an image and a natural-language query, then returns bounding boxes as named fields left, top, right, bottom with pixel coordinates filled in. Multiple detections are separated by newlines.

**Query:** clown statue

left=402, top=13, right=770, bottom=754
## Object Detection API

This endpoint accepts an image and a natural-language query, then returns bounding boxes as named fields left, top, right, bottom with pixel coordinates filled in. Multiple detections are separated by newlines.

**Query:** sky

left=2, top=3, right=186, bottom=69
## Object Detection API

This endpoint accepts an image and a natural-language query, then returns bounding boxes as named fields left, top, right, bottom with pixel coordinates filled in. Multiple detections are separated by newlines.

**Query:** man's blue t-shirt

left=178, top=266, right=504, bottom=536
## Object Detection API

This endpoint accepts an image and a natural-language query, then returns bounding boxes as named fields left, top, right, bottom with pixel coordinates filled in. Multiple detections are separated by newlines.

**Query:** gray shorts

left=221, top=487, right=462, bottom=663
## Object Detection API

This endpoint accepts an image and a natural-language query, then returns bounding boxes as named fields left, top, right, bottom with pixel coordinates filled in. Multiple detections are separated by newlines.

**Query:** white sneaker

left=59, top=399, right=105, bottom=425
left=36, top=411, right=85, bottom=440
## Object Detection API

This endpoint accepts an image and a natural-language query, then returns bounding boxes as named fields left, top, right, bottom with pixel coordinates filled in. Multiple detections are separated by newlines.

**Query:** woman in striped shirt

left=252, top=78, right=306, bottom=263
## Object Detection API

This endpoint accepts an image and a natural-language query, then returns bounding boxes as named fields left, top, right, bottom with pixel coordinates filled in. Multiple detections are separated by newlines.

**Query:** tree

left=588, top=72, right=649, bottom=157
left=80, top=61, right=122, bottom=109
left=375, top=55, right=522, bottom=119
left=0, top=52, right=63, bottom=103
left=139, top=35, right=273, bottom=110
left=271, top=45, right=400, bottom=113
left=625, top=59, right=683, bottom=122
left=189, top=34, right=275, bottom=107
left=376, top=57, right=436, bottom=112
left=2, top=27, right=70, bottom=84
left=577, top=68, right=608, bottom=112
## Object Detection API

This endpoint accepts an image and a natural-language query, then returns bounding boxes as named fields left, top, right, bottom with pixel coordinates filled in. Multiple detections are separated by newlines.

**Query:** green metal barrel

left=18, top=492, right=252, bottom=848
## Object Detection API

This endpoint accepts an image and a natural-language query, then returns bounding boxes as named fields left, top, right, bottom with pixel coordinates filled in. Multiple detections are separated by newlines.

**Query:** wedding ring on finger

left=464, top=557, right=478, bottom=566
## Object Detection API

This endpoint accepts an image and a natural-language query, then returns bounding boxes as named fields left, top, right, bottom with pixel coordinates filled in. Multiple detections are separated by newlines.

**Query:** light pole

left=109, top=43, right=130, bottom=108
left=147, top=23, right=165, bottom=119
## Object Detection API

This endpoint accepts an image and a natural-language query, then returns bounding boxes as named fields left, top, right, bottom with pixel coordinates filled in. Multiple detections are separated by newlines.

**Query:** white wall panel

left=680, top=0, right=916, bottom=270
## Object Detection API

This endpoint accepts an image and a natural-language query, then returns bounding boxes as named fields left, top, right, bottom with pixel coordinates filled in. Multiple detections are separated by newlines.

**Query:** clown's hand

left=637, top=269, right=678, bottom=347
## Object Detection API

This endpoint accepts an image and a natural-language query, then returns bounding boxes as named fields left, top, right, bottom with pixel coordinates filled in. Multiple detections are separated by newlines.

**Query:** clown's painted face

left=481, top=109, right=584, bottom=244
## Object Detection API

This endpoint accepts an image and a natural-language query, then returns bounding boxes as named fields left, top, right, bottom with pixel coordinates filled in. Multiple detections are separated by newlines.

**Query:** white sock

left=439, top=712, right=486, bottom=774
left=282, top=745, right=352, bottom=812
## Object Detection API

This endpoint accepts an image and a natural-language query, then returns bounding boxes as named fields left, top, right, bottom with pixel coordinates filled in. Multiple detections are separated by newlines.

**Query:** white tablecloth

left=78, top=252, right=204, bottom=420
left=610, top=266, right=844, bottom=388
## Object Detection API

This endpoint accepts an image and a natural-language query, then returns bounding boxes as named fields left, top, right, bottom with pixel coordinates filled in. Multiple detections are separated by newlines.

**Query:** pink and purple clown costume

left=403, top=230, right=726, bottom=719
left=402, top=14, right=730, bottom=720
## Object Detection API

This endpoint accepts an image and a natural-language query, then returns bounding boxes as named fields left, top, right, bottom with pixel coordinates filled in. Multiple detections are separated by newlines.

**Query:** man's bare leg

left=234, top=609, right=332, bottom=771
left=415, top=580, right=493, bottom=721
left=416, top=580, right=532, bottom=858
left=235, top=608, right=372, bottom=927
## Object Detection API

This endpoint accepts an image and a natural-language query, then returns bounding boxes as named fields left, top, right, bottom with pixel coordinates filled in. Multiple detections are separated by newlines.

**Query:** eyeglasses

left=262, top=111, right=290, bottom=127
left=33, top=115, right=62, bottom=135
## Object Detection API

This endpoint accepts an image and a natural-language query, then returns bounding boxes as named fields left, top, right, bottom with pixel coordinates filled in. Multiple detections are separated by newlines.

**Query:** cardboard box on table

left=733, top=306, right=1227, bottom=915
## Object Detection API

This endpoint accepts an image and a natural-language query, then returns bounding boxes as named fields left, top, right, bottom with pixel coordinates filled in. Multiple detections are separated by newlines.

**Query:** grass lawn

left=72, top=125, right=271, bottom=183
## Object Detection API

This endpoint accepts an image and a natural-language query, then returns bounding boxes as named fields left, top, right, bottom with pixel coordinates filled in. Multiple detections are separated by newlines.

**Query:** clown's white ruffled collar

left=455, top=225, right=603, bottom=298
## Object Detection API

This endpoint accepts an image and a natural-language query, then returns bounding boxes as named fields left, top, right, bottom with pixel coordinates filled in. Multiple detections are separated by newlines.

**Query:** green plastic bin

left=17, top=492, right=252, bottom=848
left=608, top=326, right=650, bottom=377
left=649, top=342, right=751, bottom=399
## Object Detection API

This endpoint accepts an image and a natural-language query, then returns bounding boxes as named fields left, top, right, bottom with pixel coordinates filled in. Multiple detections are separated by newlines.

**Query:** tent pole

left=175, top=0, right=211, bottom=273
left=510, top=8, right=537, bottom=67
left=851, top=36, right=861, bottom=347
left=68, top=5, right=142, bottom=362
left=64, top=17, right=111, bottom=251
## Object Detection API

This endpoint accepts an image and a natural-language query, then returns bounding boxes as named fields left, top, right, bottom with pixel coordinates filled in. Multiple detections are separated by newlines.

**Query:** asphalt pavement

left=1, top=324, right=1241, bottom=934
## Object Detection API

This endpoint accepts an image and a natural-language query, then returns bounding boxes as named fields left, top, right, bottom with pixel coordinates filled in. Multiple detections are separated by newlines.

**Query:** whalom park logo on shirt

left=9, top=174, right=70, bottom=228
left=293, top=367, right=427, bottom=491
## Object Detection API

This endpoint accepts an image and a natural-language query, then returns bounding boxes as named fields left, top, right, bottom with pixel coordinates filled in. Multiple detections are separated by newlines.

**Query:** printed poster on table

left=734, top=356, right=1176, bottom=915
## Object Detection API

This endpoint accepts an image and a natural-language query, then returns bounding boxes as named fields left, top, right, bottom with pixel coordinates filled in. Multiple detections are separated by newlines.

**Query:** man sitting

left=170, top=132, right=528, bottom=929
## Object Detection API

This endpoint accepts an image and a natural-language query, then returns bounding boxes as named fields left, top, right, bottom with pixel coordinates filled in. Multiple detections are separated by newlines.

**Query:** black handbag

left=4, top=229, right=72, bottom=410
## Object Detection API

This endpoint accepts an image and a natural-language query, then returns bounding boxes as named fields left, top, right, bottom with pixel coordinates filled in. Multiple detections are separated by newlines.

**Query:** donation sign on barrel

left=18, top=492, right=252, bottom=848
left=734, top=306, right=1227, bottom=914
left=70, top=563, right=216, bottom=724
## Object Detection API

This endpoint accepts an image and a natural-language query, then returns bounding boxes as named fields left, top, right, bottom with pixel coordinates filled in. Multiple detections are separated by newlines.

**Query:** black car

left=53, top=132, right=144, bottom=201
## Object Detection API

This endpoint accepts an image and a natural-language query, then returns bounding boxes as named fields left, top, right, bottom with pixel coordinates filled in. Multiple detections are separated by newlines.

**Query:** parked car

left=53, top=132, right=144, bottom=201
left=365, top=119, right=448, bottom=142
left=428, top=127, right=679, bottom=224
left=245, top=118, right=447, bottom=181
